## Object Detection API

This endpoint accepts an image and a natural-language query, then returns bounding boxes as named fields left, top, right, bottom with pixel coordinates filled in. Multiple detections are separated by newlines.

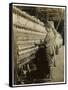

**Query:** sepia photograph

left=9, top=3, right=66, bottom=87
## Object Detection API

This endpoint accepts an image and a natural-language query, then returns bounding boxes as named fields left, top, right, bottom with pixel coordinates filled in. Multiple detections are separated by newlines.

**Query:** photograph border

left=9, top=2, right=67, bottom=87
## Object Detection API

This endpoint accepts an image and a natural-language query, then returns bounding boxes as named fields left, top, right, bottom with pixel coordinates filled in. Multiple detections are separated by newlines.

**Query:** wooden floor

left=50, top=46, right=64, bottom=82
left=20, top=46, right=65, bottom=84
